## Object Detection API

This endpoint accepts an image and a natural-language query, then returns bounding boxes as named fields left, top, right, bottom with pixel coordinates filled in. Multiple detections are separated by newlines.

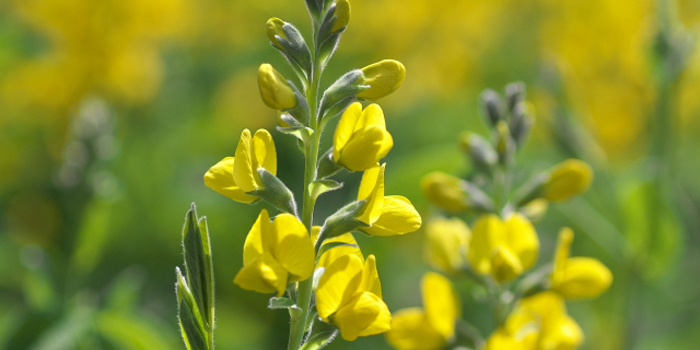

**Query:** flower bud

left=357, top=60, right=406, bottom=100
left=542, top=159, right=593, bottom=202
left=494, top=121, right=515, bottom=165
left=479, top=89, right=504, bottom=128
left=258, top=64, right=297, bottom=110
left=333, top=102, right=393, bottom=171
left=331, top=0, right=351, bottom=32
left=551, top=228, right=612, bottom=300
left=421, top=172, right=469, bottom=213
left=266, top=18, right=287, bottom=49
left=460, top=131, right=497, bottom=170
left=505, top=81, right=526, bottom=113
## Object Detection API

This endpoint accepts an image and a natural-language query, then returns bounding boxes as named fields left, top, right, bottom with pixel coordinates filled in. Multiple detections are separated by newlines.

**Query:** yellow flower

left=331, top=0, right=351, bottom=32
left=421, top=172, right=469, bottom=213
left=386, top=272, right=461, bottom=350
left=204, top=129, right=277, bottom=204
left=333, top=102, right=394, bottom=171
left=354, top=164, right=422, bottom=236
left=551, top=228, right=613, bottom=300
left=316, top=231, right=363, bottom=269
left=316, top=254, right=391, bottom=341
left=258, top=63, right=297, bottom=111
left=468, top=213, right=539, bottom=282
left=425, top=217, right=470, bottom=274
left=542, top=160, right=593, bottom=202
left=355, top=163, right=386, bottom=225
left=265, top=18, right=287, bottom=49
left=486, top=292, right=583, bottom=350
left=357, top=60, right=406, bottom=100
left=233, top=209, right=314, bottom=297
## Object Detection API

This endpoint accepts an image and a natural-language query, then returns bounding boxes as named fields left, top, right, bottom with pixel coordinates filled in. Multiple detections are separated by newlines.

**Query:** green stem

left=287, top=42, right=324, bottom=350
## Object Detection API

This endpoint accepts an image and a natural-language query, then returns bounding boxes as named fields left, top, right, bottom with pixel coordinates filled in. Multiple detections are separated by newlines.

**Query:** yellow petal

left=258, top=63, right=297, bottom=110
left=539, top=314, right=584, bottom=350
left=468, top=214, right=504, bottom=276
left=490, top=246, right=524, bottom=282
left=385, top=308, right=446, bottom=350
left=333, top=102, right=363, bottom=160
left=333, top=291, right=391, bottom=341
left=359, top=103, right=387, bottom=128
left=336, top=125, right=393, bottom=171
left=552, top=228, right=574, bottom=284
left=356, top=163, right=385, bottom=225
left=242, top=209, right=271, bottom=266
left=233, top=129, right=258, bottom=192
left=265, top=18, right=286, bottom=48
left=485, top=327, right=539, bottom=350
left=421, top=172, right=469, bottom=213
left=357, top=59, right=406, bottom=100
left=203, top=157, right=258, bottom=203
left=425, top=217, right=470, bottom=274
left=543, top=159, right=593, bottom=202
left=361, top=195, right=421, bottom=236
left=317, top=232, right=363, bottom=269
left=422, top=272, right=460, bottom=341
left=552, top=257, right=613, bottom=300
left=330, top=0, right=350, bottom=32
left=503, top=213, right=539, bottom=272
left=253, top=129, right=277, bottom=176
left=233, top=252, right=288, bottom=296
left=316, top=254, right=364, bottom=322
left=359, top=254, right=382, bottom=298
left=270, top=213, right=314, bottom=282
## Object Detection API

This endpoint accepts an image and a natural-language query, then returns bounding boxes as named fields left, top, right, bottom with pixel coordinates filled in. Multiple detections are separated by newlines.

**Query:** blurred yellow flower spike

left=386, top=272, right=461, bottom=350
left=333, top=102, right=394, bottom=171
left=551, top=228, right=613, bottom=300
left=266, top=18, right=287, bottom=49
left=421, top=172, right=469, bottom=213
left=316, top=232, right=363, bottom=269
left=468, top=213, right=539, bottom=282
left=204, top=129, right=277, bottom=203
left=258, top=63, right=297, bottom=111
left=357, top=60, right=406, bottom=100
left=331, top=0, right=351, bottom=32
left=233, top=209, right=314, bottom=297
left=425, top=217, right=471, bottom=274
left=360, top=195, right=421, bottom=236
left=316, top=254, right=391, bottom=341
left=356, top=163, right=386, bottom=225
left=542, top=159, right=593, bottom=202
left=486, top=292, right=583, bottom=350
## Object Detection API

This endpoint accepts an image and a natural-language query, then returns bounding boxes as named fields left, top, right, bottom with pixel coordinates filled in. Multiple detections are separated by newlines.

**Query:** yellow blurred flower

left=421, top=172, right=469, bottom=213
left=425, top=217, right=471, bottom=274
left=542, top=159, right=593, bottom=202
left=551, top=228, right=612, bottom=300
left=486, top=291, right=584, bottom=350
left=386, top=272, right=461, bottom=350
left=357, top=60, right=406, bottom=100
left=333, top=102, right=394, bottom=171
left=258, top=63, right=297, bottom=111
left=204, top=129, right=277, bottom=204
left=468, top=213, right=539, bottom=282
left=233, top=209, right=315, bottom=297
left=316, top=253, right=391, bottom=341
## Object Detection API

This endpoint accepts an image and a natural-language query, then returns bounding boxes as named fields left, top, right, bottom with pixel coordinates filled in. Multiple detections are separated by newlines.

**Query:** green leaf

left=198, top=216, right=215, bottom=332
left=300, top=318, right=338, bottom=350
left=182, top=205, right=211, bottom=329
left=268, top=297, right=297, bottom=310
left=310, top=179, right=343, bottom=202
left=176, top=268, right=207, bottom=350
left=277, top=125, right=314, bottom=144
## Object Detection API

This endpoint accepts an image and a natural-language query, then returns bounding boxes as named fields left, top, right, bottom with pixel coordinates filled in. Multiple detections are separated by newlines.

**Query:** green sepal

left=285, top=83, right=311, bottom=124
left=315, top=2, right=347, bottom=68
left=248, top=168, right=299, bottom=216
left=304, top=0, right=322, bottom=20
left=271, top=22, right=313, bottom=85
left=277, top=125, right=314, bottom=145
left=513, top=173, right=548, bottom=208
left=462, top=181, right=496, bottom=213
left=316, top=148, right=343, bottom=179
left=316, top=200, right=369, bottom=246
left=318, top=70, right=367, bottom=123
left=268, top=296, right=298, bottom=310
left=300, top=317, right=338, bottom=350
left=310, top=179, right=343, bottom=202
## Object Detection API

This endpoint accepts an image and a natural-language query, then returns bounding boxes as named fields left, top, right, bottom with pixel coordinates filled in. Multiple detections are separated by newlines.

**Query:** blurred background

left=1, top=0, right=699, bottom=349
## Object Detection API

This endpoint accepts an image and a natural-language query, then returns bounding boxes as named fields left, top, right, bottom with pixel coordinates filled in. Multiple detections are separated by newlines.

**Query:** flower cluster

left=386, top=83, right=612, bottom=350
left=196, top=1, right=421, bottom=348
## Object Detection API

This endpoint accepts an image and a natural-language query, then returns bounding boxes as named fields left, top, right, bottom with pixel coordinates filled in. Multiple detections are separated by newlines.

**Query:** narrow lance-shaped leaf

left=198, top=216, right=215, bottom=333
left=182, top=204, right=211, bottom=328
left=176, top=267, right=208, bottom=350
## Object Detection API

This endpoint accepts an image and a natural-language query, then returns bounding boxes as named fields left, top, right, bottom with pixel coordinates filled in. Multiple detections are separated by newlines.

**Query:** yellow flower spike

left=258, top=63, right=297, bottom=111
left=316, top=254, right=391, bottom=341
left=385, top=273, right=461, bottom=350
left=542, top=159, right=593, bottom=202
left=421, top=172, right=469, bottom=213
left=233, top=128, right=277, bottom=193
left=425, top=217, right=470, bottom=274
left=333, top=102, right=394, bottom=171
left=468, top=213, right=539, bottom=281
left=265, top=18, right=287, bottom=49
left=331, top=0, right=351, bottom=32
left=551, top=228, right=613, bottom=300
left=356, top=163, right=385, bottom=225
left=203, top=157, right=259, bottom=204
left=360, top=195, right=421, bottom=236
left=357, top=59, right=406, bottom=100
left=234, top=209, right=314, bottom=297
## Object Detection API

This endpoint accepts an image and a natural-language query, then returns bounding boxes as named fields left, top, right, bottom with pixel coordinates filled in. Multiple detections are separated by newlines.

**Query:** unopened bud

left=479, top=89, right=504, bottom=128
left=331, top=0, right=351, bottom=32
left=494, top=121, right=514, bottom=165
left=505, top=81, right=526, bottom=113
left=266, top=18, right=287, bottom=49
left=258, top=64, right=297, bottom=111
left=460, top=131, right=497, bottom=171
left=356, top=59, right=406, bottom=100
left=542, top=159, right=593, bottom=202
